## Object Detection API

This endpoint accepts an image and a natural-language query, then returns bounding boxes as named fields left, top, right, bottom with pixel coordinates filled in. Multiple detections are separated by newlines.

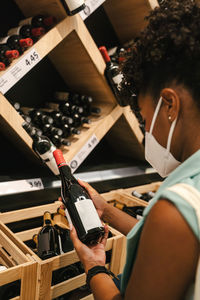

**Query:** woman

left=70, top=1, right=200, bottom=299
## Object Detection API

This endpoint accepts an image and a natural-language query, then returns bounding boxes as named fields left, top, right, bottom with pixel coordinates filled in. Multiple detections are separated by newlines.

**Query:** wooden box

left=0, top=200, right=126, bottom=300
left=0, top=221, right=38, bottom=300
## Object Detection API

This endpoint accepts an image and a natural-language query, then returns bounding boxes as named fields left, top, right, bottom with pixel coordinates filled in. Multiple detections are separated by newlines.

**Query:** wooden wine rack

left=0, top=0, right=160, bottom=171
left=0, top=199, right=126, bottom=300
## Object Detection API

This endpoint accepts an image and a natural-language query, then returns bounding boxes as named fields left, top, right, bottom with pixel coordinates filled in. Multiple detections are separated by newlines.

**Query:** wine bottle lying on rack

left=19, top=14, right=56, bottom=30
left=53, top=149, right=105, bottom=245
left=21, top=107, right=54, bottom=126
left=7, top=25, right=45, bottom=42
left=0, top=35, right=33, bottom=55
left=22, top=121, right=59, bottom=175
left=99, top=46, right=129, bottom=107
left=0, top=45, right=19, bottom=60
left=114, top=202, right=145, bottom=220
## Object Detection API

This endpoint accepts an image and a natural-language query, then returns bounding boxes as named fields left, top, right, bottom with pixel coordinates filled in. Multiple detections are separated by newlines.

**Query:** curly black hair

left=122, top=0, right=200, bottom=106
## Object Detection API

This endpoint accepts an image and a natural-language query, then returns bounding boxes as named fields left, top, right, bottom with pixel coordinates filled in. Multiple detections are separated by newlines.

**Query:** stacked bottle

left=0, top=14, right=56, bottom=71
left=20, top=90, right=101, bottom=149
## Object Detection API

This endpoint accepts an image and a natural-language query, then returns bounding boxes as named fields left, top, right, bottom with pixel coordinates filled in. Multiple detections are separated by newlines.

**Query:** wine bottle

left=18, top=111, right=32, bottom=123
left=22, top=121, right=59, bottom=175
left=19, top=14, right=56, bottom=30
left=114, top=202, right=144, bottom=220
left=0, top=45, right=19, bottom=60
left=60, top=0, right=86, bottom=16
left=42, top=123, right=63, bottom=137
left=0, top=281, right=20, bottom=299
left=0, top=60, right=6, bottom=71
left=10, top=101, right=21, bottom=111
left=21, top=108, right=54, bottom=126
left=50, top=111, right=74, bottom=126
left=7, top=25, right=45, bottom=41
left=37, top=211, right=61, bottom=259
left=132, top=190, right=151, bottom=202
left=61, top=123, right=81, bottom=138
left=99, top=46, right=128, bottom=107
left=53, top=149, right=105, bottom=245
left=52, top=264, right=80, bottom=285
left=51, top=134, right=71, bottom=148
left=0, top=35, right=33, bottom=55
left=32, top=233, right=38, bottom=248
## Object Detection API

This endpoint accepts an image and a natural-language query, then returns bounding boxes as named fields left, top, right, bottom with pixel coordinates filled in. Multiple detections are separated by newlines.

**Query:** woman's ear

left=160, top=88, right=180, bottom=122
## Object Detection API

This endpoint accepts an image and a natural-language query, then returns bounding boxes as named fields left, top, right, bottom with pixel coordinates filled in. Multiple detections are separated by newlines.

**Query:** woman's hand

left=70, top=224, right=109, bottom=273
left=78, top=179, right=108, bottom=219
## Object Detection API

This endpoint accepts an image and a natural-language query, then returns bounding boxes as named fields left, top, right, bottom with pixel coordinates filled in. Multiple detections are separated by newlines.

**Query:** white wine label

left=7, top=26, right=21, bottom=36
left=75, top=199, right=102, bottom=231
left=0, top=48, right=41, bottom=94
left=69, top=134, right=99, bottom=173
left=79, top=0, right=105, bottom=20
left=65, top=0, right=85, bottom=11
left=112, top=73, right=124, bottom=87
left=0, top=178, right=44, bottom=195
left=19, top=17, right=33, bottom=26
left=0, top=265, right=7, bottom=272
left=0, top=36, right=9, bottom=44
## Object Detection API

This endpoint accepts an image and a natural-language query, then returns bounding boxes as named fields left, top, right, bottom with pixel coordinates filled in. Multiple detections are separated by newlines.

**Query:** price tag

left=0, top=48, right=41, bottom=94
left=0, top=178, right=44, bottom=196
left=79, top=0, right=105, bottom=20
left=69, top=134, right=99, bottom=173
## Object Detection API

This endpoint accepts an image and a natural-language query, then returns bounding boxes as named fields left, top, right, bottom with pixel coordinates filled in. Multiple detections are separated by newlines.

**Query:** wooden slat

left=81, top=295, right=94, bottom=300
left=21, top=262, right=38, bottom=300
left=0, top=201, right=60, bottom=224
left=38, top=261, right=53, bottom=300
left=16, top=227, right=42, bottom=242
left=0, top=230, right=29, bottom=265
left=0, top=264, right=21, bottom=286
left=110, top=235, right=126, bottom=275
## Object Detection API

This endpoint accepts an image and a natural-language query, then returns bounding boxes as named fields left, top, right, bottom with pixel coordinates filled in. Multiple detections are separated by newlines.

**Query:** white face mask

left=145, top=97, right=181, bottom=178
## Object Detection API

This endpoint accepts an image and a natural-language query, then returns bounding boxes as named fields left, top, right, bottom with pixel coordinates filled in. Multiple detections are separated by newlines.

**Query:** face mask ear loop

left=166, top=118, right=177, bottom=152
left=149, top=97, right=163, bottom=134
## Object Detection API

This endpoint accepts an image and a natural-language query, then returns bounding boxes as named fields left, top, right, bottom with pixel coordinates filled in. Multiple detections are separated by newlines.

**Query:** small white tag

left=0, top=48, right=41, bottom=94
left=69, top=134, right=99, bottom=173
left=0, top=178, right=44, bottom=195
left=79, top=0, right=105, bottom=20
left=112, top=73, right=124, bottom=87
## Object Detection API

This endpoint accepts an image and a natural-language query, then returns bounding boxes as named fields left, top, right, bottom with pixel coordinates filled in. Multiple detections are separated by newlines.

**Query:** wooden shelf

left=103, top=0, right=159, bottom=43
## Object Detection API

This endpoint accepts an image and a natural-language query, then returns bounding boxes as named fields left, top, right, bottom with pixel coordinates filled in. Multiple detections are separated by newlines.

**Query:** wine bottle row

left=15, top=91, right=101, bottom=150
left=0, top=14, right=56, bottom=71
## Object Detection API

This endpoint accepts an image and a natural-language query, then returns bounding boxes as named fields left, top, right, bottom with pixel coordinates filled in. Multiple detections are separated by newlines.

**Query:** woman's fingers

left=78, top=179, right=99, bottom=197
left=70, top=225, right=84, bottom=250
left=100, top=224, right=109, bottom=247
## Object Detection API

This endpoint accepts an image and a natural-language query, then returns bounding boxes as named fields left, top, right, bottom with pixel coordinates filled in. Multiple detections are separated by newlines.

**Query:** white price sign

left=0, top=178, right=44, bottom=195
left=69, top=134, right=99, bottom=173
left=0, top=48, right=41, bottom=94
left=79, top=0, right=105, bottom=20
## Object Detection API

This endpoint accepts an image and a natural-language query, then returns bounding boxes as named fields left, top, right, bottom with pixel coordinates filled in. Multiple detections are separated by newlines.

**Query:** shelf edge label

left=69, top=134, right=99, bottom=173
left=0, top=178, right=44, bottom=196
left=0, top=48, right=41, bottom=95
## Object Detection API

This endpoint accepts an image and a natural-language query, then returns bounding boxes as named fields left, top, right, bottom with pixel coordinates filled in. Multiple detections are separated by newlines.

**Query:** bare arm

left=70, top=199, right=199, bottom=300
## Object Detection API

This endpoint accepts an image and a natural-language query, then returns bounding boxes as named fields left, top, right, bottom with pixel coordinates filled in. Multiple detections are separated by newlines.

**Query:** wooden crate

left=0, top=221, right=38, bottom=300
left=0, top=201, right=126, bottom=300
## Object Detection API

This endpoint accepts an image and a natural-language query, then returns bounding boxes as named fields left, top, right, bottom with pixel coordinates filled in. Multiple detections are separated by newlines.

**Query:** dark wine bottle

left=52, top=264, right=80, bottom=285
left=37, top=211, right=61, bottom=260
left=53, top=149, right=105, bottom=245
left=99, top=46, right=128, bottom=107
left=21, top=108, right=54, bottom=126
left=19, top=14, right=56, bottom=30
left=60, top=0, right=86, bottom=16
left=42, top=123, right=63, bottom=137
left=51, top=134, right=71, bottom=148
left=131, top=190, right=152, bottom=202
left=0, top=45, right=19, bottom=60
left=22, top=121, right=59, bottom=175
left=114, top=202, right=144, bottom=220
left=61, top=123, right=81, bottom=138
left=50, top=111, right=74, bottom=126
left=7, top=25, right=45, bottom=41
left=10, top=101, right=21, bottom=111
left=0, top=35, right=33, bottom=55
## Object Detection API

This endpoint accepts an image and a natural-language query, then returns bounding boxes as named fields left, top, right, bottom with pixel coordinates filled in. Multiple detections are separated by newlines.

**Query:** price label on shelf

left=79, top=0, right=105, bottom=20
left=0, top=178, right=44, bottom=196
left=69, top=134, right=99, bottom=173
left=0, top=48, right=41, bottom=95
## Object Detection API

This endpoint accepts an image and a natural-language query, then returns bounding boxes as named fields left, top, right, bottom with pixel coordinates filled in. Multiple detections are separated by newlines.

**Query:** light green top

left=121, top=150, right=200, bottom=299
